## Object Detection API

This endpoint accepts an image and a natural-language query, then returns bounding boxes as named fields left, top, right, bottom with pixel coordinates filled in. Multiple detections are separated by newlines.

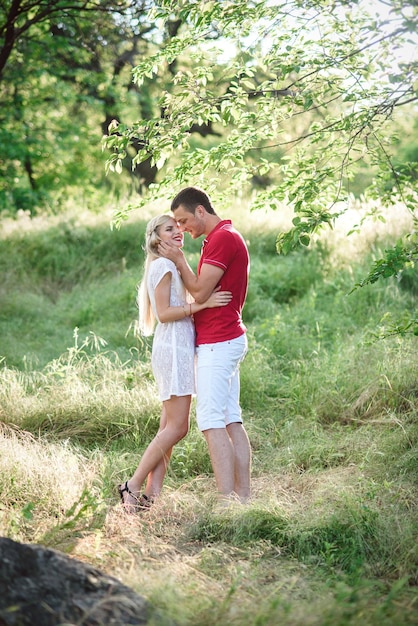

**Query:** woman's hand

left=205, top=290, right=232, bottom=309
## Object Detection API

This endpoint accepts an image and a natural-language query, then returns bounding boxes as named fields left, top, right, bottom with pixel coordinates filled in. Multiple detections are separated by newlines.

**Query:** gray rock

left=0, top=537, right=169, bottom=625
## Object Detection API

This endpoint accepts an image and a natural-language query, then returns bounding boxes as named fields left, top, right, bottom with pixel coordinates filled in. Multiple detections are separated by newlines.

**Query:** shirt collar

left=203, top=219, right=232, bottom=244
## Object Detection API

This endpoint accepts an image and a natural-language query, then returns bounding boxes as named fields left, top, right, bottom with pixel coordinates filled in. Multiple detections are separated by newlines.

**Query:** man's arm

left=158, top=241, right=224, bottom=303
left=190, top=262, right=224, bottom=303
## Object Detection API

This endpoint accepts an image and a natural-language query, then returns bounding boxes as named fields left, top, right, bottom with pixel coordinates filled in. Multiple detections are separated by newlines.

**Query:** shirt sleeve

left=202, top=229, right=236, bottom=271
left=148, top=258, right=175, bottom=290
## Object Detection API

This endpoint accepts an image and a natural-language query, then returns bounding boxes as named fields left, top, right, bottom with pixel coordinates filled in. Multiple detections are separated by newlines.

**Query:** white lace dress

left=147, top=257, right=196, bottom=401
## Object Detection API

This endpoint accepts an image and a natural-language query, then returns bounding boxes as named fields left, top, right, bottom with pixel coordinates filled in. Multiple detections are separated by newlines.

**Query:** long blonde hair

left=138, top=214, right=174, bottom=336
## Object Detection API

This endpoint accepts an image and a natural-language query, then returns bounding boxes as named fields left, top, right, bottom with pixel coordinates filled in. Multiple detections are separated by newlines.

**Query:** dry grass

left=0, top=424, right=93, bottom=545
left=68, top=472, right=361, bottom=624
left=1, top=401, right=416, bottom=625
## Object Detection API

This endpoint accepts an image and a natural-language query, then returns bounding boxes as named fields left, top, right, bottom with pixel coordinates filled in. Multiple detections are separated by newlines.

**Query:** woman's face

left=157, top=217, right=184, bottom=247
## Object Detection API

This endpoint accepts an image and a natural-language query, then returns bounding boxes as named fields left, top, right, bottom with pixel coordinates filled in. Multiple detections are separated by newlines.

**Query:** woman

left=118, top=214, right=232, bottom=513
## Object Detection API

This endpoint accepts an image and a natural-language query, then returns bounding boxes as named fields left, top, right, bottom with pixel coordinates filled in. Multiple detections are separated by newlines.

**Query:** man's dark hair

left=170, top=187, right=216, bottom=214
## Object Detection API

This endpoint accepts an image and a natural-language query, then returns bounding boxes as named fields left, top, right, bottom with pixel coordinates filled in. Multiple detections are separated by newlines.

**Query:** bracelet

left=189, top=303, right=192, bottom=316
left=182, top=305, right=187, bottom=318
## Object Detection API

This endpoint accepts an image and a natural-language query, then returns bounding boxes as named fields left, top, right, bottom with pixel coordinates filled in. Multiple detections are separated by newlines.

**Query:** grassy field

left=0, top=197, right=417, bottom=625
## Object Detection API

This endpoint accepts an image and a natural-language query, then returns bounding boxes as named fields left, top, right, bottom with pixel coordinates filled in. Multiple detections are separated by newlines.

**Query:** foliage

left=352, top=238, right=417, bottom=285
left=351, top=236, right=418, bottom=336
left=0, top=0, right=159, bottom=212
left=106, top=1, right=417, bottom=219
left=0, top=0, right=231, bottom=213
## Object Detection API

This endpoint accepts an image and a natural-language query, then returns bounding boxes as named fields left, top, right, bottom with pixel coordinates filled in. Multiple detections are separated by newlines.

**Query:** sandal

left=118, top=481, right=154, bottom=514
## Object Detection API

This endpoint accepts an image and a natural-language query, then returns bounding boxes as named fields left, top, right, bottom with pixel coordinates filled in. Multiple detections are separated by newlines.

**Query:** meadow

left=0, top=196, right=417, bottom=626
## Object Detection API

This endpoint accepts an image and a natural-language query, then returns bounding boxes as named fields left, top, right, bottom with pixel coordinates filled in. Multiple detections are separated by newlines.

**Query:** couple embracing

left=119, top=187, right=251, bottom=513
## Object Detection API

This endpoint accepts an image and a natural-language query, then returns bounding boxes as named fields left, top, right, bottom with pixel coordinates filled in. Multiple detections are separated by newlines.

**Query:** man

left=158, top=186, right=251, bottom=504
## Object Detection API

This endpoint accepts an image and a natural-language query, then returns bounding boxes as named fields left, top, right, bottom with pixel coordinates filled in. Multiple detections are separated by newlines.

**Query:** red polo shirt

left=193, top=220, right=249, bottom=345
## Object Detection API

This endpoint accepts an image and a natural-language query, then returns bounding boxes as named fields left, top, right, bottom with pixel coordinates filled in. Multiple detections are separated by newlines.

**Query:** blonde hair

left=138, top=214, right=174, bottom=336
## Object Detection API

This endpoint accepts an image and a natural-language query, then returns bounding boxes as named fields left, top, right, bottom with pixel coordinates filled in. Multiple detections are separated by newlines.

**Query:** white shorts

left=195, top=334, right=248, bottom=431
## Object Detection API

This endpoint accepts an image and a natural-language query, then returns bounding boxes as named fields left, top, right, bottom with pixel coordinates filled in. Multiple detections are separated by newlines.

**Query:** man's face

left=173, top=204, right=205, bottom=239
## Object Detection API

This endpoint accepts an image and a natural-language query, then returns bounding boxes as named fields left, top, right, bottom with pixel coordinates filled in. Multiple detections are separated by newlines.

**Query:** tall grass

left=0, top=198, right=416, bottom=625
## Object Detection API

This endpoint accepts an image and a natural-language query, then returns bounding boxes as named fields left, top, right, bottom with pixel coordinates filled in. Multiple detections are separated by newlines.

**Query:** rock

left=0, top=537, right=167, bottom=626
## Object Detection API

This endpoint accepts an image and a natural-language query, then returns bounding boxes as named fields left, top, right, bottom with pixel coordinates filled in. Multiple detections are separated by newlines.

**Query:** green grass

left=0, top=199, right=417, bottom=625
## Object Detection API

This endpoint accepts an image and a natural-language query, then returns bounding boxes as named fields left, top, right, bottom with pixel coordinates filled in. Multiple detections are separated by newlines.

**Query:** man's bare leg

left=203, top=428, right=235, bottom=496
left=227, top=422, right=251, bottom=500
left=204, top=424, right=251, bottom=501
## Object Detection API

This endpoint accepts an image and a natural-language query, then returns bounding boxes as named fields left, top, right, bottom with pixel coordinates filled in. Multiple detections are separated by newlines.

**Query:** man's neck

left=204, top=214, right=222, bottom=236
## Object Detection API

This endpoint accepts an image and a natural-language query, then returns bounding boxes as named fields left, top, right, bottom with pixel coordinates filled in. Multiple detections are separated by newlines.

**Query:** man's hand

left=158, top=240, right=184, bottom=265
left=206, top=290, right=232, bottom=308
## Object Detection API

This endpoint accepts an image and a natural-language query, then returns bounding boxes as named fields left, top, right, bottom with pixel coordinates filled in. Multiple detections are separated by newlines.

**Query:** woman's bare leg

left=143, top=406, right=170, bottom=498
left=121, top=395, right=191, bottom=508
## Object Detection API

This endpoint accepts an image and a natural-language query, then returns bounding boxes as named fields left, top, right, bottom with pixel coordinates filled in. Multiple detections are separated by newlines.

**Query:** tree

left=104, top=0, right=417, bottom=334
left=0, top=0, right=228, bottom=212
left=0, top=1, right=159, bottom=210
